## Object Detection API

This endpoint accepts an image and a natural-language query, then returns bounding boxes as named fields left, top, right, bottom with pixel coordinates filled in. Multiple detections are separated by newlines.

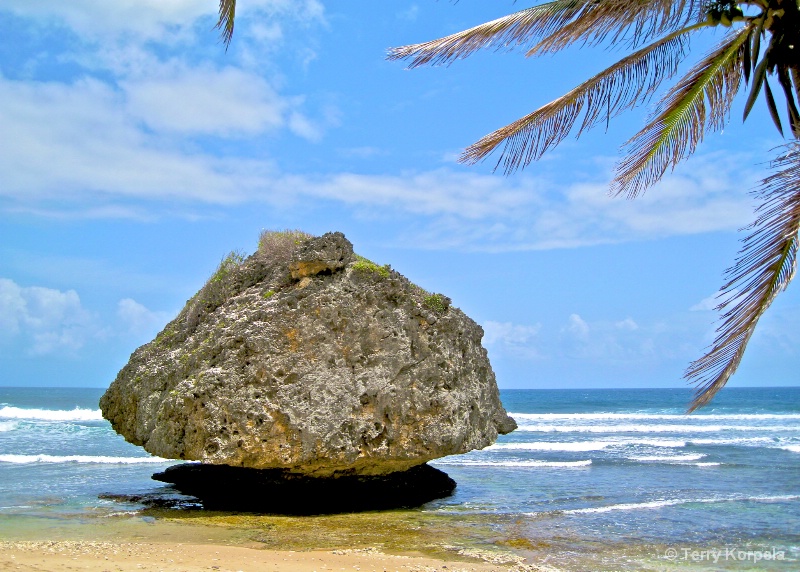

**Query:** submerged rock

left=101, top=231, right=515, bottom=477
left=152, top=462, right=456, bottom=514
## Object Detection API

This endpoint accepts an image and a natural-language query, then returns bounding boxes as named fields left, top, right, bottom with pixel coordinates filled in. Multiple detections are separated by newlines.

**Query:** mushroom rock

left=100, top=231, right=516, bottom=482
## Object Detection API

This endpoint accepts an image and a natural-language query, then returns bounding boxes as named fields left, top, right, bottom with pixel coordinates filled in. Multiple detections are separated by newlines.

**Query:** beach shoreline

left=0, top=511, right=545, bottom=572
left=0, top=539, right=545, bottom=572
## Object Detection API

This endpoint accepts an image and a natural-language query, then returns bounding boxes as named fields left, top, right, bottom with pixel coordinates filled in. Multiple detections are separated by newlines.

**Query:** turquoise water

left=0, top=386, right=798, bottom=569
left=430, top=388, right=800, bottom=569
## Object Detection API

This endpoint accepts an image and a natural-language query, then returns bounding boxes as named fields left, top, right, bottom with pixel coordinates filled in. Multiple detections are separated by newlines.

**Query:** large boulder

left=100, top=231, right=516, bottom=477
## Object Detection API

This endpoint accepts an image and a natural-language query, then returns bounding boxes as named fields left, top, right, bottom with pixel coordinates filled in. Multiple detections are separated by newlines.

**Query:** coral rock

left=100, top=232, right=515, bottom=477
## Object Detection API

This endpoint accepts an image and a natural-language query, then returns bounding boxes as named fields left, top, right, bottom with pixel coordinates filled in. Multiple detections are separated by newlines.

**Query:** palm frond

left=686, top=145, right=800, bottom=411
left=529, top=0, right=702, bottom=55
left=460, top=23, right=706, bottom=173
left=777, top=66, right=800, bottom=138
left=387, top=0, right=701, bottom=67
left=387, top=0, right=588, bottom=67
left=612, top=26, right=753, bottom=198
left=215, top=0, right=237, bottom=50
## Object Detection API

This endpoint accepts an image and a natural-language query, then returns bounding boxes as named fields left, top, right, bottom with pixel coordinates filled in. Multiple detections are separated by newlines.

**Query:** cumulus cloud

left=690, top=294, right=719, bottom=312
left=0, top=278, right=96, bottom=355
left=560, top=313, right=660, bottom=361
left=0, top=0, right=765, bottom=252
left=123, top=65, right=303, bottom=137
left=483, top=320, right=542, bottom=358
left=0, top=74, right=278, bottom=204
left=117, top=298, right=172, bottom=337
left=615, top=318, right=639, bottom=331
left=0, top=72, right=760, bottom=250
left=1, top=0, right=324, bottom=43
left=565, top=314, right=590, bottom=338
left=481, top=313, right=705, bottom=366
left=0, top=279, right=175, bottom=355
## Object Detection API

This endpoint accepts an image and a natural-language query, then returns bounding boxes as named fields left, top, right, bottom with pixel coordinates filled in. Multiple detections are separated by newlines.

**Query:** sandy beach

left=0, top=541, right=546, bottom=572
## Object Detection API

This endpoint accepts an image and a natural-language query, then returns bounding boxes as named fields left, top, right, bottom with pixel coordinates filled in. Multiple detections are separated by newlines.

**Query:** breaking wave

left=0, top=407, right=103, bottom=422
left=0, top=454, right=170, bottom=465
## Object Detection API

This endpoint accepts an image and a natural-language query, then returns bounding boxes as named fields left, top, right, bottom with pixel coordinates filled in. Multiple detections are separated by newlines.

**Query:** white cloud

left=0, top=127, right=761, bottom=248
left=0, top=279, right=25, bottom=335
left=690, top=294, right=720, bottom=312
left=482, top=313, right=690, bottom=365
left=117, top=298, right=172, bottom=337
left=290, top=170, right=536, bottom=219
left=0, top=74, right=761, bottom=249
left=1, top=0, right=325, bottom=43
left=124, top=65, right=301, bottom=137
left=483, top=320, right=542, bottom=359
left=561, top=313, right=654, bottom=361
left=565, top=314, right=590, bottom=338
left=615, top=318, right=639, bottom=331
left=549, top=313, right=700, bottom=364
left=690, top=288, right=742, bottom=313
left=0, top=74, right=279, bottom=204
left=2, top=0, right=211, bottom=42
left=0, top=280, right=176, bottom=355
left=0, top=278, right=96, bottom=355
left=0, top=1, right=766, bottom=252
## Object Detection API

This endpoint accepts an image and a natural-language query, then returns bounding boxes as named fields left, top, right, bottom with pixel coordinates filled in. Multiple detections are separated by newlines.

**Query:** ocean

left=0, top=386, right=798, bottom=570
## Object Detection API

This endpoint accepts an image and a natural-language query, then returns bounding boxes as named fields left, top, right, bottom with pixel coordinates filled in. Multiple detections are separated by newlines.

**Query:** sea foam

left=555, top=494, right=800, bottom=515
left=433, top=459, right=592, bottom=468
left=0, top=407, right=103, bottom=422
left=487, top=441, right=614, bottom=452
left=0, top=454, right=170, bottom=465
left=628, top=453, right=706, bottom=462
left=509, top=412, right=800, bottom=421
left=514, top=424, right=796, bottom=433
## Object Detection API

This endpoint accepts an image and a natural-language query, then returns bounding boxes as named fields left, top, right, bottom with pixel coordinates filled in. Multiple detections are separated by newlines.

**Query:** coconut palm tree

left=216, top=1, right=799, bottom=410
left=384, top=0, right=800, bottom=411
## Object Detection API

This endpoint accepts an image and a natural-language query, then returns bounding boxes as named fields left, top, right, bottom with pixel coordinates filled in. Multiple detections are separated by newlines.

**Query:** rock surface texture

left=101, top=232, right=516, bottom=477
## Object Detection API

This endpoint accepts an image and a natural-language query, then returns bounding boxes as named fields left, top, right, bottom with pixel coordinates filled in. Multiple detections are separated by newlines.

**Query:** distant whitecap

left=432, top=459, right=592, bottom=468
left=628, top=453, right=706, bottom=462
left=0, top=407, right=103, bottom=422
left=0, top=454, right=171, bottom=465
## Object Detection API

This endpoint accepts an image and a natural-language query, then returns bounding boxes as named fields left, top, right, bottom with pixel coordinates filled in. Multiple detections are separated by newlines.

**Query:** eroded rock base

left=151, top=463, right=456, bottom=514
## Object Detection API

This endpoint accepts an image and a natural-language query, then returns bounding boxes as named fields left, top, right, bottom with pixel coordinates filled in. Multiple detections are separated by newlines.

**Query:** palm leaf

left=612, top=26, right=753, bottom=198
left=215, top=0, right=237, bottom=49
left=763, top=76, right=785, bottom=136
left=529, top=0, right=702, bottom=56
left=686, top=145, right=800, bottom=411
left=388, top=0, right=588, bottom=67
left=387, top=0, right=701, bottom=67
left=460, top=23, right=706, bottom=173
left=742, top=54, right=769, bottom=122
left=777, top=66, right=800, bottom=138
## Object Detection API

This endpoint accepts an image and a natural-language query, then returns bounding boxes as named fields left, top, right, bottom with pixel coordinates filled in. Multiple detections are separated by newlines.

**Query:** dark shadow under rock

left=151, top=463, right=456, bottom=514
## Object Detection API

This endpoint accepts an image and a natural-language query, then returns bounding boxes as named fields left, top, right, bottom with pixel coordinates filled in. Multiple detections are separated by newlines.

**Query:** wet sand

left=0, top=512, right=552, bottom=572
left=0, top=540, right=549, bottom=572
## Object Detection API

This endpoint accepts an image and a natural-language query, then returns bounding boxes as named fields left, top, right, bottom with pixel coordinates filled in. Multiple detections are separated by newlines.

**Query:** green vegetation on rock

left=352, top=254, right=390, bottom=278
left=423, top=293, right=449, bottom=313
left=210, top=251, right=246, bottom=285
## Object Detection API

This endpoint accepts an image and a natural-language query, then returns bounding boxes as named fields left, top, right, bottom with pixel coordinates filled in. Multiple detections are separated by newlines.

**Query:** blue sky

left=0, top=1, right=797, bottom=391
